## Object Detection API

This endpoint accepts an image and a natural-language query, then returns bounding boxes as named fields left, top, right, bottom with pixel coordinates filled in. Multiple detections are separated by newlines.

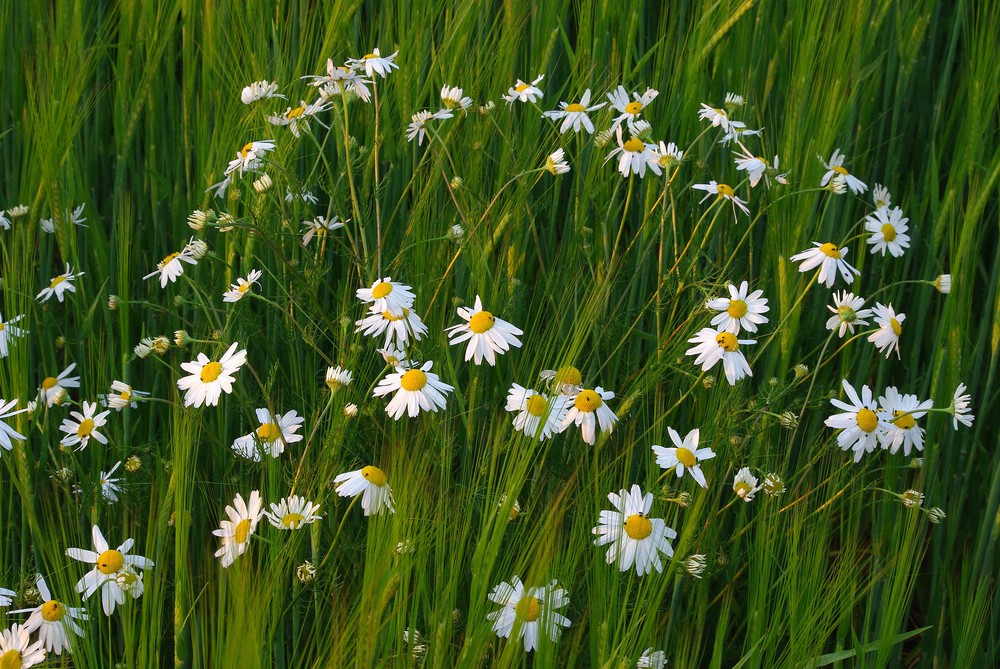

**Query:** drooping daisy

left=347, top=48, right=399, bottom=78
left=638, top=648, right=667, bottom=668
left=607, top=85, right=658, bottom=133
left=0, top=623, right=46, bottom=667
left=440, top=85, right=473, bottom=111
left=606, top=127, right=661, bottom=178
left=539, top=366, right=584, bottom=395
left=0, top=312, right=26, bottom=357
left=355, top=306, right=429, bottom=349
left=872, top=184, right=892, bottom=210
left=8, top=575, right=87, bottom=655
left=264, top=495, right=322, bottom=530
left=59, top=401, right=111, bottom=451
left=38, top=363, right=80, bottom=407
left=486, top=576, right=571, bottom=652
left=241, top=80, right=284, bottom=104
left=0, top=399, right=28, bottom=456
left=325, top=366, right=353, bottom=391
left=819, top=148, right=867, bottom=194
left=789, top=242, right=860, bottom=288
left=934, top=274, right=951, bottom=294
left=226, top=140, right=276, bottom=179
left=718, top=122, right=763, bottom=146
left=649, top=141, right=684, bottom=172
left=878, top=387, right=933, bottom=455
left=542, top=89, right=605, bottom=134
left=733, top=467, right=762, bottom=502
left=104, top=380, right=149, bottom=410
left=562, top=387, right=618, bottom=445
left=951, top=383, right=975, bottom=429
left=692, top=181, right=750, bottom=219
left=825, top=379, right=887, bottom=463
left=144, top=245, right=197, bottom=288
left=706, top=281, right=769, bottom=334
left=685, top=328, right=755, bottom=385
left=698, top=103, right=734, bottom=131
left=37, top=264, right=84, bottom=303
left=502, top=75, right=544, bottom=105
left=313, top=61, right=374, bottom=103
left=356, top=277, right=415, bottom=316
left=651, top=427, right=716, bottom=488
left=213, top=491, right=264, bottom=568
left=544, top=149, right=570, bottom=175
left=505, top=384, right=570, bottom=440
left=221, top=269, right=262, bottom=303
left=867, top=303, right=905, bottom=359
left=232, top=408, right=304, bottom=460
left=176, top=342, right=248, bottom=408
left=99, top=461, right=123, bottom=503
left=826, top=291, right=872, bottom=337
left=592, top=484, right=676, bottom=576
left=864, top=206, right=910, bottom=257
left=734, top=145, right=784, bottom=188
left=445, top=295, right=523, bottom=366
left=301, top=215, right=345, bottom=246
left=65, top=525, right=154, bottom=616
left=372, top=361, right=453, bottom=420
left=405, top=110, right=436, bottom=145
left=333, top=465, right=395, bottom=515
left=267, top=99, right=330, bottom=138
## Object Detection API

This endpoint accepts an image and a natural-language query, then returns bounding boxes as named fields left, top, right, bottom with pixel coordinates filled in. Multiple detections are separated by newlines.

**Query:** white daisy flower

left=651, top=427, right=716, bottom=488
left=347, top=48, right=399, bottom=78
left=176, top=342, right=248, bottom=408
left=0, top=623, right=46, bottom=667
left=692, top=180, right=750, bottom=219
left=405, top=110, right=435, bottom=145
left=789, top=242, right=860, bottom=288
left=373, top=361, right=453, bottom=420
left=733, top=145, right=781, bottom=188
left=0, top=312, right=26, bottom=357
left=877, top=387, right=933, bottom=455
left=445, top=295, right=523, bottom=366
left=649, top=140, right=684, bottom=172
left=545, top=149, right=570, bottom=175
left=38, top=363, right=79, bottom=407
left=0, top=587, right=12, bottom=606
left=8, top=575, right=87, bottom=656
left=605, top=127, right=661, bottom=178
left=325, top=366, right=353, bottom=391
left=213, top=491, right=264, bottom=568
left=7, top=204, right=28, bottom=218
left=505, top=384, right=570, bottom=440
left=607, top=85, right=658, bottom=133
left=356, top=277, right=415, bottom=316
left=0, top=398, right=28, bottom=457
left=99, top=461, right=123, bottom=503
left=867, top=303, right=905, bottom=359
left=542, top=89, right=605, bottom=134
left=539, top=366, right=584, bottom=395
left=718, top=122, right=763, bottom=146
left=65, top=525, right=154, bottom=616
left=143, top=246, right=197, bottom=288
left=223, top=269, right=262, bottom=303
left=333, top=465, right=395, bottom=515
left=225, top=140, right=276, bottom=179
left=502, top=74, right=544, bottom=104
left=232, top=408, right=305, bottom=460
left=819, top=148, right=867, bottom=194
left=267, top=99, right=331, bottom=138
left=301, top=215, right=345, bottom=245
left=264, top=495, right=322, bottom=530
left=872, top=183, right=892, bottom=210
left=315, top=63, right=373, bottom=103
left=241, top=80, right=285, bottom=104
left=104, top=380, right=149, bottom=410
left=58, top=401, right=111, bottom=451
left=440, top=85, right=473, bottom=111
left=864, top=206, right=910, bottom=257
left=355, top=306, right=428, bottom=349
left=0, top=211, right=10, bottom=230
left=706, top=281, right=769, bottom=334
left=592, top=484, right=677, bottom=576
left=638, top=648, right=667, bottom=669
left=725, top=91, right=745, bottom=107
left=685, top=328, right=755, bottom=385
left=486, top=576, right=570, bottom=652
left=826, top=291, right=872, bottom=337
left=562, top=387, right=618, bottom=445
left=733, top=467, right=762, bottom=502
left=285, top=190, right=319, bottom=205
left=378, top=346, right=413, bottom=370
left=950, top=383, right=975, bottom=429
left=934, top=274, right=951, bottom=294
left=698, top=103, right=734, bottom=131
left=37, top=264, right=84, bottom=303
left=825, top=379, right=888, bottom=463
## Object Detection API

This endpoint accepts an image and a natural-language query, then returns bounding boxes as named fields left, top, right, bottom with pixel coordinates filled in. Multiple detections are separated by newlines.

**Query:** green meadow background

left=1, top=0, right=997, bottom=667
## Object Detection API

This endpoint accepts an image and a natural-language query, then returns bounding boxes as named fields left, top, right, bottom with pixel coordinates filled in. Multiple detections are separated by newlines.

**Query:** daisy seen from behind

left=176, top=342, right=248, bottom=408
left=58, top=401, right=111, bottom=451
left=867, top=303, right=904, bottom=359
left=232, top=408, right=305, bottom=460
left=651, top=427, right=716, bottom=488
left=606, top=127, right=661, bottom=178
left=265, top=495, right=322, bottom=530
left=706, top=281, right=769, bottom=334
left=446, top=295, right=523, bottom=366
left=213, top=491, right=264, bottom=568
left=347, top=48, right=399, bottom=78
left=951, top=383, right=975, bottom=429
left=790, top=242, right=860, bottom=288
left=826, top=291, right=872, bottom=337
left=99, top=461, right=123, bottom=503
left=825, top=379, right=887, bottom=463
left=38, top=363, right=80, bottom=407
left=241, top=80, right=284, bottom=104
left=373, top=361, right=453, bottom=419
left=0, top=623, right=46, bottom=668
left=223, top=269, right=262, bottom=303
left=543, top=89, right=605, bottom=134
left=878, top=387, right=933, bottom=455
left=333, top=465, right=395, bottom=515
left=8, top=575, right=87, bottom=656
left=0, top=312, right=26, bottom=357
left=502, top=75, right=544, bottom=105
left=65, top=524, right=154, bottom=616
left=37, top=264, right=84, bottom=303
left=505, top=384, right=570, bottom=440
left=0, top=398, right=28, bottom=457
left=865, top=206, right=910, bottom=257
left=562, top=387, right=618, bottom=445
left=440, top=85, right=473, bottom=111
left=638, top=649, right=667, bottom=669
left=692, top=180, right=750, bottom=220
left=105, top=380, right=149, bottom=410
left=592, top=484, right=677, bottom=576
left=685, top=327, right=755, bottom=385
left=301, top=216, right=345, bottom=245
left=820, top=148, right=867, bottom=194
left=486, top=576, right=571, bottom=652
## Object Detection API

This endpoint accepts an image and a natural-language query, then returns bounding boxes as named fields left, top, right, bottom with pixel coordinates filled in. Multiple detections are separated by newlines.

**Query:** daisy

left=826, top=291, right=872, bottom=337
left=605, top=127, right=661, bottom=178
left=301, top=215, right=345, bottom=245
left=285, top=190, right=319, bottom=205
left=378, top=346, right=413, bottom=369
left=867, top=303, right=905, bottom=359
left=562, top=387, right=618, bottom=445
left=241, top=80, right=284, bottom=104
left=685, top=328, right=755, bottom=385
left=545, top=149, right=570, bottom=175
left=864, top=206, right=910, bottom=257
left=144, top=246, right=197, bottom=288
left=405, top=110, right=435, bottom=145
left=333, top=465, right=395, bottom=515
left=232, top=408, right=304, bottom=460
left=0, top=623, right=46, bottom=668
left=934, top=274, right=951, bottom=294
left=950, top=383, right=975, bottom=429
left=877, top=387, right=933, bottom=455
left=542, top=89, right=605, bottom=134
left=65, top=525, right=154, bottom=616
left=505, top=384, right=570, bottom=440
left=226, top=140, right=276, bottom=178
left=0, top=210, right=10, bottom=230
left=315, top=62, right=373, bottom=103
left=176, top=342, right=248, bottom=408
left=698, top=103, right=734, bottom=131
left=267, top=99, right=330, bottom=138
left=825, top=379, right=887, bottom=462
left=649, top=140, right=684, bottom=172
left=105, top=380, right=149, bottom=410
left=692, top=181, right=750, bottom=219
left=734, top=145, right=771, bottom=187
left=213, top=491, right=264, bottom=568
left=651, top=427, right=716, bottom=488
left=356, top=277, right=415, bottom=316
left=592, top=484, right=677, bottom=576
left=502, top=75, right=544, bottom=105
left=264, top=495, right=322, bottom=530
left=325, top=366, right=353, bottom=391
left=486, top=576, right=571, bottom=652
left=706, top=281, right=769, bottom=334
left=0, top=587, right=12, bottom=606
left=59, top=401, right=111, bottom=451
left=37, top=264, right=84, bottom=303
left=0, top=399, right=28, bottom=456
left=872, top=184, right=892, bottom=210
left=7, top=204, right=28, bottom=218
left=819, top=148, right=867, bottom=194
left=718, top=122, right=763, bottom=146
left=223, top=269, right=262, bottom=303
left=373, top=361, right=453, bottom=419
left=347, top=48, right=399, bottom=78
left=99, top=461, right=123, bottom=503
left=0, top=312, right=26, bottom=357
left=355, top=306, right=428, bottom=349
left=638, top=649, right=667, bottom=668
left=607, top=86, right=658, bottom=133
left=789, top=242, right=860, bottom=288
left=445, top=295, right=523, bottom=366
left=539, top=366, right=584, bottom=395
left=733, top=467, right=762, bottom=501
left=39, top=363, right=79, bottom=407
left=8, top=575, right=86, bottom=655
left=440, top=85, right=473, bottom=111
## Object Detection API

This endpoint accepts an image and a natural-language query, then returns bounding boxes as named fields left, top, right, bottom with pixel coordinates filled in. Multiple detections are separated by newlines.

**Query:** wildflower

left=144, top=245, right=197, bottom=288
left=445, top=295, right=523, bottom=366
left=865, top=206, right=910, bottom=257
left=125, top=455, right=141, bottom=472
left=685, top=327, right=755, bottom=385
left=187, top=209, right=213, bottom=230
left=707, top=281, right=769, bottom=334
left=819, top=148, right=867, bottom=194
left=441, top=84, right=473, bottom=111
left=605, top=127, right=661, bottom=178
left=826, top=291, right=872, bottom=337
left=650, top=141, right=684, bottom=171
left=594, top=127, right=615, bottom=148
left=223, top=269, right=262, bottom=303
left=486, top=576, right=571, bottom=652
left=8, top=575, right=87, bottom=655
left=698, top=103, right=735, bottom=131
left=901, top=489, right=924, bottom=509
left=373, top=361, right=453, bottom=419
left=267, top=99, right=330, bottom=138
left=718, top=122, right=763, bottom=146
left=285, top=190, right=319, bottom=205
left=651, top=427, right=716, bottom=488
left=39, top=364, right=80, bottom=407
left=355, top=306, right=428, bottom=349
left=333, top=465, right=395, bottom=515
left=604, top=85, right=657, bottom=133
left=405, top=110, right=436, bottom=145
left=224, top=140, right=276, bottom=184
left=213, top=491, right=264, bottom=568
left=928, top=507, right=946, bottom=524
left=378, top=346, right=413, bottom=369
left=0, top=312, right=26, bottom=357
left=505, top=384, right=569, bottom=440
left=825, top=379, right=887, bottom=462
left=241, top=80, right=284, bottom=104
left=343, top=403, right=358, bottom=419
left=593, top=484, right=676, bottom=576
left=950, top=383, right=975, bottom=429
left=347, top=48, right=399, bottom=79
left=540, top=366, right=584, bottom=395
left=232, top=408, right=304, bottom=460
left=542, top=89, right=605, bottom=134
left=150, top=335, right=171, bottom=354
left=545, top=149, right=570, bottom=175
left=356, top=277, right=415, bottom=316
left=878, top=387, right=932, bottom=455
left=502, top=75, right=544, bottom=105
left=0, top=399, right=28, bottom=457
left=562, top=387, right=618, bottom=445
left=866, top=303, right=904, bottom=359
left=692, top=181, right=750, bottom=220
left=449, top=224, right=465, bottom=241
left=301, top=215, right=345, bottom=246
left=0, top=211, right=9, bottom=230
left=762, top=473, right=786, bottom=496
left=265, top=496, right=322, bottom=530
left=59, top=401, right=111, bottom=451
left=934, top=274, right=951, bottom=294
left=99, top=462, right=122, bottom=503
left=108, top=295, right=119, bottom=310
left=65, top=525, right=154, bottom=616
left=325, top=366, right=353, bottom=391
left=252, top=174, right=272, bottom=193
left=778, top=411, right=798, bottom=429
left=312, top=61, right=373, bottom=102
left=297, top=561, right=317, bottom=584
left=734, top=146, right=785, bottom=188
left=638, top=648, right=667, bottom=668
left=0, top=623, right=46, bottom=667
left=733, top=467, right=761, bottom=501
left=37, top=264, right=84, bottom=303
left=176, top=342, right=248, bottom=408
left=789, top=242, right=860, bottom=288
left=498, top=494, right=521, bottom=521
left=872, top=184, right=892, bottom=210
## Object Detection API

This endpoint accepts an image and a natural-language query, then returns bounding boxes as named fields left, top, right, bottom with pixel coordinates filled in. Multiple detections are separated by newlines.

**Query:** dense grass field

left=0, top=1, right=997, bottom=667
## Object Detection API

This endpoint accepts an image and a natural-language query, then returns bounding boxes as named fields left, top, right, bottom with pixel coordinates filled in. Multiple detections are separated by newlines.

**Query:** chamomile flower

left=241, top=80, right=285, bottom=104
left=105, top=380, right=149, bottom=410
left=878, top=387, right=933, bottom=455
left=226, top=140, right=276, bottom=178
left=0, top=211, right=10, bottom=230
left=440, top=85, right=473, bottom=111
left=872, top=184, right=892, bottom=210
left=826, top=291, right=872, bottom=337
left=605, top=127, right=661, bottom=178
left=505, top=384, right=569, bottom=440
left=8, top=575, right=87, bottom=655
left=725, top=91, right=746, bottom=108
left=864, top=206, right=910, bottom=257
left=650, top=141, right=684, bottom=172
left=698, top=103, right=734, bottom=131
left=267, top=99, right=330, bottom=138
left=65, top=524, right=154, bottom=616
left=934, top=274, right=951, bottom=294
left=213, top=491, right=264, bottom=568
left=39, top=363, right=79, bottom=407
left=539, top=366, right=584, bottom=395
left=0, top=399, right=27, bottom=457
left=545, top=149, right=570, bottom=175
left=405, top=110, right=435, bottom=145
left=313, top=61, right=374, bottom=102
left=651, top=427, right=716, bottom=488
left=325, top=366, right=353, bottom=391
left=0, top=623, right=46, bottom=667
left=685, top=328, right=755, bottom=385
left=706, top=281, right=769, bottom=334
left=144, top=245, right=197, bottom=288
left=607, top=86, right=658, bottom=133
left=593, top=484, right=676, bottom=576
left=733, top=467, right=762, bottom=501
left=301, top=215, right=345, bottom=245
left=867, top=303, right=905, bottom=359
left=0, top=312, right=26, bottom=357
left=176, top=342, right=248, bottom=408
left=357, top=277, right=415, bottom=316
left=542, top=89, right=605, bottom=134
left=819, top=148, right=867, bottom=194
left=232, top=408, right=305, bottom=460
left=789, top=242, right=860, bottom=288
left=692, top=181, right=750, bottom=219
left=445, top=295, right=523, bottom=365
left=285, top=190, right=319, bottom=205
left=355, top=306, right=429, bottom=349
left=486, top=576, right=571, bottom=652
left=0, top=587, right=12, bottom=606
left=99, top=461, right=123, bottom=503
left=638, top=648, right=667, bottom=669
left=950, top=383, right=975, bottom=429
left=347, top=48, right=399, bottom=78
left=734, top=145, right=774, bottom=187
left=58, top=401, right=111, bottom=451
left=378, top=346, right=413, bottom=369
left=223, top=269, right=262, bottom=303
left=372, top=361, right=453, bottom=419
left=333, top=465, right=395, bottom=515
left=825, top=379, right=887, bottom=462
left=264, top=495, right=322, bottom=530
left=562, top=387, right=618, bottom=445
left=37, top=264, right=84, bottom=303
left=502, top=75, right=544, bottom=104
left=718, top=122, right=763, bottom=146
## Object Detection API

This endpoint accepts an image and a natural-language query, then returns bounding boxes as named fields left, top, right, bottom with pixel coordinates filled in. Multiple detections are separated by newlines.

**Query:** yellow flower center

left=514, top=83, right=530, bottom=92
left=893, top=411, right=916, bottom=430
left=574, top=389, right=603, bottom=412
left=881, top=224, right=897, bottom=242
left=832, top=165, right=849, bottom=175
left=41, top=599, right=65, bottom=621
left=234, top=519, right=252, bottom=544
left=399, top=369, right=427, bottom=392
left=382, top=308, right=410, bottom=322
left=716, top=332, right=739, bottom=352
left=515, top=596, right=541, bottom=622
left=286, top=106, right=306, bottom=119
left=240, top=142, right=254, bottom=157
left=734, top=482, right=753, bottom=498
left=714, top=107, right=726, bottom=116
left=281, top=513, right=306, bottom=529
left=238, top=283, right=250, bottom=293
left=0, top=322, right=5, bottom=331
left=623, top=137, right=645, bottom=153
left=624, top=100, right=643, bottom=114
left=256, top=422, right=281, bottom=443
left=42, top=376, right=59, bottom=390
left=565, top=103, right=586, bottom=113
left=856, top=408, right=878, bottom=433
left=727, top=300, right=748, bottom=319
left=0, top=650, right=22, bottom=669
left=371, top=282, right=393, bottom=299
left=624, top=514, right=653, bottom=540
left=50, top=275, right=67, bottom=289
left=554, top=366, right=582, bottom=388
left=117, top=570, right=139, bottom=589
left=838, top=305, right=857, bottom=322
left=120, top=390, right=132, bottom=401
left=469, top=311, right=495, bottom=333
left=675, top=446, right=697, bottom=468
left=716, top=183, right=736, bottom=198
left=97, top=549, right=125, bottom=575
left=890, top=318, right=902, bottom=336
left=77, top=418, right=95, bottom=438
left=200, top=361, right=223, bottom=383
left=526, top=394, right=549, bottom=417
left=819, top=243, right=842, bottom=258
left=362, top=465, right=388, bottom=486
left=160, top=252, right=180, bottom=267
